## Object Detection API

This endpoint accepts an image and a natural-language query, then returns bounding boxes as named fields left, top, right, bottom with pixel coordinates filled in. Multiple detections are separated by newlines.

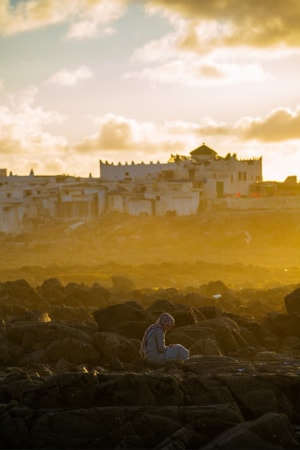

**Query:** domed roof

left=190, top=143, right=218, bottom=157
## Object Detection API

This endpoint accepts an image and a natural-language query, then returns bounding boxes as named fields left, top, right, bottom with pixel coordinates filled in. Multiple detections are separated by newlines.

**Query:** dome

left=190, top=143, right=218, bottom=158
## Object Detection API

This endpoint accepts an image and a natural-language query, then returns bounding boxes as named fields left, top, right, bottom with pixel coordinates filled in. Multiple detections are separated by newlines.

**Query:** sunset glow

left=1, top=0, right=300, bottom=181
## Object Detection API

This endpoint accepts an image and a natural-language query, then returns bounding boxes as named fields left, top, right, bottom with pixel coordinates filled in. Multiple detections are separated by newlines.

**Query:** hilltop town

left=1, top=143, right=300, bottom=234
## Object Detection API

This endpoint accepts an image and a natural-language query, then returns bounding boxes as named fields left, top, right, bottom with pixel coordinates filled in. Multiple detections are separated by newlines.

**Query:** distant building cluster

left=0, top=144, right=299, bottom=233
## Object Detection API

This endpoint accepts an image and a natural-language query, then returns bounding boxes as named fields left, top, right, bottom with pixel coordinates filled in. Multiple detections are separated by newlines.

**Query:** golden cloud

left=74, top=113, right=192, bottom=156
left=181, top=106, right=300, bottom=143
left=147, top=0, right=300, bottom=50
left=0, top=0, right=127, bottom=38
left=75, top=108, right=300, bottom=163
left=240, top=107, right=300, bottom=142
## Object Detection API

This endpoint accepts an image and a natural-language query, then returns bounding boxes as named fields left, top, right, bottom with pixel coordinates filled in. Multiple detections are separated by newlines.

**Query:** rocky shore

left=1, top=277, right=300, bottom=448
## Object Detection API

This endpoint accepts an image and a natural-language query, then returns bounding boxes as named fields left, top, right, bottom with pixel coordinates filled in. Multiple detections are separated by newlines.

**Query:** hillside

left=0, top=209, right=299, bottom=288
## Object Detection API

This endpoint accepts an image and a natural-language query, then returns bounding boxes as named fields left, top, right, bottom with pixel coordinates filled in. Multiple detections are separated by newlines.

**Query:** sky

left=0, top=0, right=300, bottom=181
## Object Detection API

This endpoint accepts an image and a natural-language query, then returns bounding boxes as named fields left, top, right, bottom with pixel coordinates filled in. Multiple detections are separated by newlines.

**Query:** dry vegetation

left=0, top=209, right=299, bottom=289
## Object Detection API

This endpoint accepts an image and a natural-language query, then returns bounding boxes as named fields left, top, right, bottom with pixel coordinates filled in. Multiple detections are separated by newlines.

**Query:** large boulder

left=2, top=279, right=42, bottom=308
left=285, top=288, right=300, bottom=318
left=198, top=305, right=223, bottom=319
left=215, top=323, right=247, bottom=354
left=263, top=312, right=300, bottom=339
left=147, top=298, right=179, bottom=316
left=168, top=324, right=215, bottom=348
left=5, top=321, right=96, bottom=365
left=93, top=302, right=152, bottom=332
left=0, top=295, right=27, bottom=319
left=110, top=320, right=147, bottom=340
left=94, top=331, right=139, bottom=363
left=189, top=337, right=223, bottom=356
left=201, top=412, right=299, bottom=450
left=62, top=285, right=101, bottom=307
left=221, top=373, right=295, bottom=421
left=39, top=278, right=63, bottom=290
left=111, top=275, right=136, bottom=291
left=46, top=337, right=100, bottom=364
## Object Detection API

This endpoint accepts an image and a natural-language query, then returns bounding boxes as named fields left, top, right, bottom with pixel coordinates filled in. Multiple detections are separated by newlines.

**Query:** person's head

left=158, top=312, right=175, bottom=331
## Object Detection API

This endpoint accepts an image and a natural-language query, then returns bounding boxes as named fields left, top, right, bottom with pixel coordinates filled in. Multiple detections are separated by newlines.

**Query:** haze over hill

left=1, top=209, right=299, bottom=289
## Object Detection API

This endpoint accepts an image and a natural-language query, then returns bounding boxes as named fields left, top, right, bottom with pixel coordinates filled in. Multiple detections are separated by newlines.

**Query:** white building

left=105, top=180, right=200, bottom=216
left=100, top=143, right=263, bottom=199
left=0, top=144, right=264, bottom=232
left=0, top=171, right=105, bottom=231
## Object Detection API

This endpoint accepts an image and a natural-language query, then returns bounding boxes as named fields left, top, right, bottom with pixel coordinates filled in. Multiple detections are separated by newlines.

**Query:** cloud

left=238, top=107, right=300, bottom=142
left=65, top=0, right=125, bottom=40
left=0, top=87, right=67, bottom=157
left=125, top=58, right=265, bottom=86
left=66, top=21, right=117, bottom=40
left=129, top=3, right=269, bottom=87
left=47, top=65, right=94, bottom=86
left=147, top=0, right=300, bottom=51
left=170, top=106, right=300, bottom=143
left=76, top=107, right=300, bottom=165
left=0, top=0, right=127, bottom=39
left=74, top=113, right=198, bottom=159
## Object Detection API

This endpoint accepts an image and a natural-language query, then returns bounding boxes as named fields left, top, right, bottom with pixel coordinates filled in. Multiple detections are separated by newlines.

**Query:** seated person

left=140, top=312, right=189, bottom=366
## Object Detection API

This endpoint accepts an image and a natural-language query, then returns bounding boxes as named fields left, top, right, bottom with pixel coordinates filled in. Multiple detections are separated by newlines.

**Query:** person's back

left=140, top=312, right=189, bottom=366
left=145, top=326, right=167, bottom=364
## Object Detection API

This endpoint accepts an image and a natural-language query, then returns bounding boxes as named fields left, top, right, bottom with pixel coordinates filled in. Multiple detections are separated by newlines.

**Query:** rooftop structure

left=100, top=143, right=263, bottom=198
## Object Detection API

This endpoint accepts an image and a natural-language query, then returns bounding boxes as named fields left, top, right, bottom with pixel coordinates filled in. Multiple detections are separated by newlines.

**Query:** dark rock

left=46, top=337, right=99, bottom=364
left=109, top=356, right=124, bottom=371
left=168, top=324, right=215, bottom=349
left=0, top=403, right=33, bottom=449
left=49, top=305, right=93, bottom=322
left=201, top=412, right=299, bottom=450
left=0, top=341, right=10, bottom=365
left=62, top=286, right=99, bottom=307
left=147, top=298, right=179, bottom=316
left=239, top=326, right=260, bottom=348
left=2, top=279, right=42, bottom=308
left=221, top=373, right=295, bottom=421
left=93, top=302, right=152, bottom=332
left=198, top=305, right=223, bottom=319
left=112, top=320, right=147, bottom=340
left=94, top=331, right=139, bottom=363
left=285, top=288, right=300, bottom=318
left=0, top=295, right=27, bottom=319
left=39, top=278, right=63, bottom=291
left=215, top=324, right=241, bottom=354
left=189, top=337, right=223, bottom=356
left=263, top=312, right=300, bottom=338
left=172, top=308, right=198, bottom=327
left=203, top=280, right=230, bottom=296
left=91, top=283, right=111, bottom=301
left=111, top=275, right=136, bottom=291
